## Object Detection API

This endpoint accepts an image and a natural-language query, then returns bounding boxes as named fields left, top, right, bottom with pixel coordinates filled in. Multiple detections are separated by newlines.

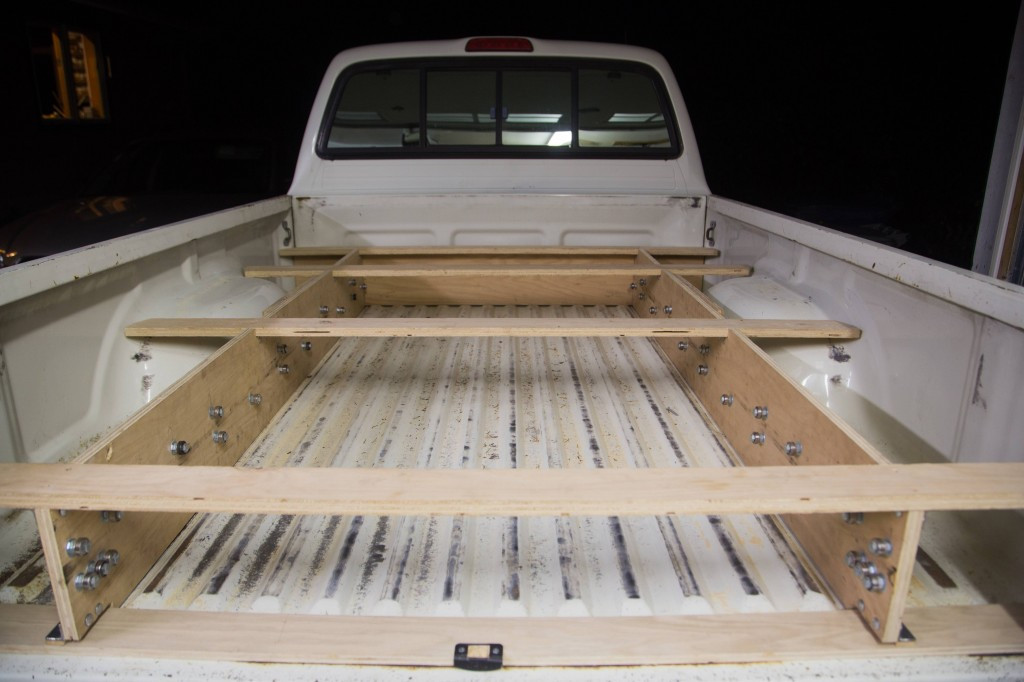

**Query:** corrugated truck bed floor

left=126, top=304, right=831, bottom=618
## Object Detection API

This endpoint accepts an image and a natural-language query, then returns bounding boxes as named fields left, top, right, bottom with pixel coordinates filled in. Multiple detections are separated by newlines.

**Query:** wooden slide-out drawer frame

left=0, top=246, right=1021, bottom=667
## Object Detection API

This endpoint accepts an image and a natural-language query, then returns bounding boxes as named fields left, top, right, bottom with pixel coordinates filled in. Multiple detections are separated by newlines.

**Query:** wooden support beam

left=1, top=604, right=1022, bottom=664
left=123, top=317, right=863, bottom=340
left=279, top=246, right=721, bottom=258
left=247, top=264, right=750, bottom=278
left=2, top=463, right=1021, bottom=517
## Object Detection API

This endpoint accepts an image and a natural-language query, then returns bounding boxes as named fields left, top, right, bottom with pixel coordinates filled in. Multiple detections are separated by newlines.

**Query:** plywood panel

left=634, top=269, right=920, bottom=642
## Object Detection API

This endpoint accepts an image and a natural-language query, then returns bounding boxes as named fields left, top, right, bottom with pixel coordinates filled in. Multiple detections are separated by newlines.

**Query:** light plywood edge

left=0, top=604, right=1021, bottom=664
left=123, top=317, right=863, bottom=340
left=331, top=263, right=750, bottom=277
left=2, top=463, right=1022, bottom=516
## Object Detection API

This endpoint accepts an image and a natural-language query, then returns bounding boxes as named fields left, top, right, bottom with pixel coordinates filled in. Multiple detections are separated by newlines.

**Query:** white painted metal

left=974, top=2, right=1024, bottom=276
left=705, top=206, right=1024, bottom=468
left=289, top=39, right=709, bottom=198
left=292, top=194, right=705, bottom=247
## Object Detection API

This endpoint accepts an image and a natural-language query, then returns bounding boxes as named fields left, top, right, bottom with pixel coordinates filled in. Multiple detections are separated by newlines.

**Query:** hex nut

left=212, top=431, right=229, bottom=444
left=169, top=440, right=191, bottom=456
left=278, top=365, right=290, bottom=374
left=208, top=405, right=224, bottom=419
left=319, top=305, right=329, bottom=316
left=697, top=364, right=709, bottom=376
left=74, top=572, right=99, bottom=592
left=301, top=341, right=313, bottom=351
left=248, top=393, right=263, bottom=406
left=869, top=538, right=893, bottom=557
left=664, top=305, right=673, bottom=314
left=65, top=537, right=91, bottom=558
left=784, top=441, right=803, bottom=457
left=677, top=341, right=689, bottom=351
left=720, top=394, right=734, bottom=406
left=336, top=307, right=346, bottom=316
left=100, top=510, right=123, bottom=523
left=649, top=306, right=658, bottom=315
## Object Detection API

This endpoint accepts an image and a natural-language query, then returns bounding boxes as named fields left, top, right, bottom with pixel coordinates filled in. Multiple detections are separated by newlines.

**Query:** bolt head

left=336, top=307, right=346, bottom=316
left=84, top=613, right=94, bottom=627
left=629, top=282, right=637, bottom=290
left=300, top=341, right=313, bottom=351
left=649, top=306, right=657, bottom=315
left=720, top=394, right=733, bottom=406
left=750, top=431, right=765, bottom=445
left=638, top=278, right=647, bottom=286
left=663, top=305, right=673, bottom=314
left=856, top=599, right=865, bottom=612
left=169, top=440, right=191, bottom=456
left=319, top=305, right=329, bottom=316
left=278, top=365, right=290, bottom=374
left=677, top=341, right=689, bottom=351
left=248, top=393, right=263, bottom=406
left=638, top=292, right=645, bottom=300
left=697, top=364, right=709, bottom=376
left=872, top=617, right=881, bottom=630
left=784, top=441, right=802, bottom=457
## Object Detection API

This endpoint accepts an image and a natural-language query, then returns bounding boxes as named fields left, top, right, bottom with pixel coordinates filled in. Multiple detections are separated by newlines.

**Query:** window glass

left=501, top=70, right=571, bottom=147
left=578, top=69, right=670, bottom=148
left=426, top=71, right=496, bottom=146
left=328, top=69, right=420, bottom=148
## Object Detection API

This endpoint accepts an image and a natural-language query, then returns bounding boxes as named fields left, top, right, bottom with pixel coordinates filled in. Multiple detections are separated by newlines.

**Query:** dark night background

left=1, top=1, right=1019, bottom=269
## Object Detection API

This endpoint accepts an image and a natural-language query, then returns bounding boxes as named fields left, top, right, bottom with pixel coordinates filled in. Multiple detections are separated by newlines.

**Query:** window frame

left=316, top=57, right=681, bottom=160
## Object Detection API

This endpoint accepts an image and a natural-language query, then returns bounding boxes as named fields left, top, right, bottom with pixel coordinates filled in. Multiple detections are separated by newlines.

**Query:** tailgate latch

left=454, top=643, right=503, bottom=671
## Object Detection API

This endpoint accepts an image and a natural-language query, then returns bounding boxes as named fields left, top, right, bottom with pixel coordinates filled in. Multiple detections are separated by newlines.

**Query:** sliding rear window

left=318, top=59, right=680, bottom=159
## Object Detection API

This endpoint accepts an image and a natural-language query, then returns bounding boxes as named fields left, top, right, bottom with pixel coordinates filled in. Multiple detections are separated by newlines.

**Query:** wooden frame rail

left=3, top=604, right=1022, bottom=665
left=4, top=245, right=1022, bottom=663
left=2, top=463, right=1021, bottom=516
left=123, top=317, right=862, bottom=340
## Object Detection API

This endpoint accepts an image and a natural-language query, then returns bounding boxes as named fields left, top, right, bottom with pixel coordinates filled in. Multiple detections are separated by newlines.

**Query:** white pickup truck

left=1, top=38, right=1022, bottom=681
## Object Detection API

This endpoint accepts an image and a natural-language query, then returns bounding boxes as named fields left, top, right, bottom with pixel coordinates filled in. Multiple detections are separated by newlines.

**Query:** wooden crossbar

left=2, top=604, right=1021, bottom=664
left=244, top=264, right=751, bottom=278
left=1, top=463, right=1021, bottom=517
left=278, top=246, right=722, bottom=258
left=123, top=317, right=863, bottom=339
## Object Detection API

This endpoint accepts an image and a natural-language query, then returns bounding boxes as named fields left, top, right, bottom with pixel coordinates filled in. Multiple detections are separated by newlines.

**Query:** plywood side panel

left=635, top=272, right=918, bottom=642
left=363, top=275, right=634, bottom=305
left=37, top=268, right=359, bottom=641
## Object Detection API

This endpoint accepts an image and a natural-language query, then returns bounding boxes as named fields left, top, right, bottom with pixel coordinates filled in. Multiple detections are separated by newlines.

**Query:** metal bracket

left=454, top=643, right=503, bottom=671
left=45, top=623, right=64, bottom=644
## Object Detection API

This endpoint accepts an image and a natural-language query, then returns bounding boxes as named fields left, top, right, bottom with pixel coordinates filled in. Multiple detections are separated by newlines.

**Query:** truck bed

left=127, top=304, right=827, bottom=619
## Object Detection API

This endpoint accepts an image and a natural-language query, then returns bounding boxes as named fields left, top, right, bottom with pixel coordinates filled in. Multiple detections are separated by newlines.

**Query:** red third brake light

left=465, top=37, right=534, bottom=52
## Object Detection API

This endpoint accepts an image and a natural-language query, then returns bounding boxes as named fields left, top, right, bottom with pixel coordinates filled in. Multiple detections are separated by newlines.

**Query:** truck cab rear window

left=319, top=59, right=679, bottom=159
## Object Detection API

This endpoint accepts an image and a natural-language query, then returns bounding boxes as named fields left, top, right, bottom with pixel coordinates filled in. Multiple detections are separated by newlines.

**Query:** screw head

left=277, top=343, right=288, bottom=354
left=638, top=278, right=647, bottom=286
left=872, top=617, right=881, bottom=630
left=629, top=282, right=637, bottom=290
left=720, top=393, right=734, bottom=406
left=663, top=305, right=673, bottom=315
left=278, top=365, right=290, bottom=374
left=699, top=344, right=711, bottom=355
left=319, top=305, right=329, bottom=316
left=649, top=306, right=658, bottom=315
left=248, top=392, right=263, bottom=406
left=84, top=613, right=94, bottom=627
left=697, top=364, right=709, bottom=376
left=638, top=292, right=645, bottom=300
left=336, top=306, right=346, bottom=316
left=856, top=599, right=865, bottom=612
left=300, top=341, right=312, bottom=351
left=677, top=341, right=689, bottom=351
